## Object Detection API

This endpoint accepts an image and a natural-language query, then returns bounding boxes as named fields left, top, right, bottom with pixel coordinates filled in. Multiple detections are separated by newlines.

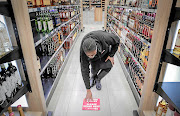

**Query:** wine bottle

left=9, top=112, right=15, bottom=116
left=8, top=106, right=13, bottom=114
left=17, top=105, right=25, bottom=116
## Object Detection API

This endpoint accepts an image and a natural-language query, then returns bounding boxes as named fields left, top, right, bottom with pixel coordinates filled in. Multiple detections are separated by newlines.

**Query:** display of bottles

left=0, top=63, right=22, bottom=109
left=0, top=21, right=12, bottom=57
left=41, top=47, right=65, bottom=79
left=107, top=6, right=156, bottom=43
left=37, top=30, right=64, bottom=56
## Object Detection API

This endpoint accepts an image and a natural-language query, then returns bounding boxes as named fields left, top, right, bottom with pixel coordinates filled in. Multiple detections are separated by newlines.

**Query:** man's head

left=82, top=37, right=97, bottom=59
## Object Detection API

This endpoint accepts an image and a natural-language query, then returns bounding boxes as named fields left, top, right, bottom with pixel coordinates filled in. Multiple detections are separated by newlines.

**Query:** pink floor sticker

left=82, top=98, right=100, bottom=111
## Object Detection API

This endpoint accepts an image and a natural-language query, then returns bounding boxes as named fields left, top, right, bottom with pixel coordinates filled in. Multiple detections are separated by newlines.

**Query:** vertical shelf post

left=138, top=0, right=173, bottom=115
left=10, top=0, right=47, bottom=115
left=104, top=0, right=109, bottom=30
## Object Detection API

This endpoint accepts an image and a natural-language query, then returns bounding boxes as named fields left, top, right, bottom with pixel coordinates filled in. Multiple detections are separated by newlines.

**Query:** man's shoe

left=90, top=75, right=97, bottom=87
left=96, top=79, right=101, bottom=90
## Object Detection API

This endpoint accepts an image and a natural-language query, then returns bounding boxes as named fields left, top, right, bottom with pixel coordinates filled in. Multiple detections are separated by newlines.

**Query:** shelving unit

left=34, top=13, right=80, bottom=47
left=40, top=22, right=81, bottom=75
left=106, top=3, right=159, bottom=109
left=28, top=5, right=80, bottom=13
left=108, top=5, right=157, bottom=13
left=107, top=22, right=142, bottom=105
left=27, top=3, right=82, bottom=104
left=107, top=13, right=151, bottom=46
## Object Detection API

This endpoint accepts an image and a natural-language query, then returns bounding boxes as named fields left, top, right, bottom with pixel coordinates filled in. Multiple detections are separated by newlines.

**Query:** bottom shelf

left=154, top=82, right=180, bottom=113
left=117, top=52, right=140, bottom=106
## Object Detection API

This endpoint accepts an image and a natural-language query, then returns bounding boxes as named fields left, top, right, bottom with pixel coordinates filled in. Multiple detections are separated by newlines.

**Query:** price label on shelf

left=34, top=8, right=38, bottom=12
left=28, top=8, right=33, bottom=13
left=41, top=7, right=45, bottom=11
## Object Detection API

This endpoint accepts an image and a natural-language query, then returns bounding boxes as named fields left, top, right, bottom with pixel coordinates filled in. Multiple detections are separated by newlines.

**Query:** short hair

left=82, top=37, right=96, bottom=53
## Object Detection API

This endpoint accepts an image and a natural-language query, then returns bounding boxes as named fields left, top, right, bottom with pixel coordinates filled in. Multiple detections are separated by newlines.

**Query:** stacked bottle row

left=27, top=0, right=73, bottom=8
left=119, top=43, right=145, bottom=96
left=107, top=15, right=150, bottom=71
left=36, top=15, right=79, bottom=58
left=0, top=63, right=22, bottom=109
left=34, top=6, right=80, bottom=34
left=109, top=0, right=158, bottom=9
left=36, top=29, right=64, bottom=58
left=41, top=26, right=80, bottom=79
left=107, top=6, right=156, bottom=43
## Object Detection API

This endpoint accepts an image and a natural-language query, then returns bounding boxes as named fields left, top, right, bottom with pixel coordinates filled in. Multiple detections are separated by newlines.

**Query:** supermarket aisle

left=48, top=10, right=138, bottom=116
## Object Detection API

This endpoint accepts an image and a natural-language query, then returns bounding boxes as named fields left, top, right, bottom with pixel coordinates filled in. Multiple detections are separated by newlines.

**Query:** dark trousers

left=90, top=56, right=113, bottom=81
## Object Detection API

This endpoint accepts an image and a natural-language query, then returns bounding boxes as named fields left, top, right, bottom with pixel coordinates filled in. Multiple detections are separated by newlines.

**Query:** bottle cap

left=17, top=105, right=22, bottom=108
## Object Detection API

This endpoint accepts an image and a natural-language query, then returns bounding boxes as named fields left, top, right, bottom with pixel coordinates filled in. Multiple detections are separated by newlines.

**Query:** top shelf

left=28, top=5, right=80, bottom=13
left=162, top=49, right=180, bottom=67
left=108, top=5, right=157, bottom=13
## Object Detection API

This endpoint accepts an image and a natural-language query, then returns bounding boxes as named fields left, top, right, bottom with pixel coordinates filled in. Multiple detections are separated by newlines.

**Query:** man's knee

left=104, top=68, right=111, bottom=73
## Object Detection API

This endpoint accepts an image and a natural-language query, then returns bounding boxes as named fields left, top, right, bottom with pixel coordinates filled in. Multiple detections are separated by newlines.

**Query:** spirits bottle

left=17, top=105, right=25, bottom=116
left=35, top=12, right=42, bottom=33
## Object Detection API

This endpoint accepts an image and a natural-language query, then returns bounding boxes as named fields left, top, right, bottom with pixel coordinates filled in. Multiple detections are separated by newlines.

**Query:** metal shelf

left=117, top=52, right=140, bottom=106
left=28, top=5, right=80, bottom=13
left=161, top=49, right=180, bottom=67
left=154, top=82, right=180, bottom=113
left=0, top=81, right=29, bottom=116
left=40, top=22, right=80, bottom=75
left=34, top=13, right=80, bottom=47
left=107, top=13, right=151, bottom=46
left=0, top=46, right=23, bottom=64
left=108, top=5, right=157, bottom=13
left=107, top=22, right=146, bottom=74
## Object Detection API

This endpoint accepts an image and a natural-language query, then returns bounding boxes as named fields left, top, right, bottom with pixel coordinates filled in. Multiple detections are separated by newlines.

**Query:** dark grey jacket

left=80, top=30, right=120, bottom=89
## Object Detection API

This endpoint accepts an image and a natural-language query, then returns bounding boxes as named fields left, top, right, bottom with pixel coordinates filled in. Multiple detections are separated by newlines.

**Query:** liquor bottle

left=42, top=11, right=48, bottom=33
left=0, top=21, right=12, bottom=56
left=173, top=29, right=180, bottom=57
left=35, top=12, right=42, bottom=33
left=9, top=112, right=15, bottom=116
left=47, top=11, right=54, bottom=32
left=17, top=105, right=25, bottom=116
left=8, top=106, right=13, bottom=114
left=156, top=99, right=167, bottom=116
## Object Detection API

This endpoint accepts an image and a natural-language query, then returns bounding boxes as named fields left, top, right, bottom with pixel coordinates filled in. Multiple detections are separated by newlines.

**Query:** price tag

left=34, top=8, right=38, bottom=12
left=41, top=7, right=45, bottom=11
left=45, top=34, right=48, bottom=38
left=28, top=8, right=33, bottom=13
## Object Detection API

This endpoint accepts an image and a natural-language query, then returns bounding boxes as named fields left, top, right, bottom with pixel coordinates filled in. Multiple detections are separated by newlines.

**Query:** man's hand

left=105, top=56, right=114, bottom=65
left=85, top=89, right=93, bottom=102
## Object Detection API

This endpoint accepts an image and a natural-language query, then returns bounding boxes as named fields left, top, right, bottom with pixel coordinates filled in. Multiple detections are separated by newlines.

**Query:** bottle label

left=43, top=21, right=47, bottom=31
left=48, top=20, right=54, bottom=31
left=38, top=21, right=42, bottom=31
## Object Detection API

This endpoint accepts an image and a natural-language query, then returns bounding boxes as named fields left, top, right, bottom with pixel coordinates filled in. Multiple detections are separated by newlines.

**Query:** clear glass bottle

left=0, top=21, right=12, bottom=56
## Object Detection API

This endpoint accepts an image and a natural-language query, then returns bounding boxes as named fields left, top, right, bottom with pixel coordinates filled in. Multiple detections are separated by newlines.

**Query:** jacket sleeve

left=104, top=32, right=120, bottom=57
left=80, top=47, right=91, bottom=89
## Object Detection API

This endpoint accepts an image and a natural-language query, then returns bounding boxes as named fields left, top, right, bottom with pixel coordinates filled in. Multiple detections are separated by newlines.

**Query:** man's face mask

left=85, top=47, right=97, bottom=59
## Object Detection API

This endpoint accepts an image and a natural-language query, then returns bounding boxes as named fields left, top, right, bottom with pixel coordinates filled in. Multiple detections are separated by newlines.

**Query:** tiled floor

left=48, top=10, right=138, bottom=116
